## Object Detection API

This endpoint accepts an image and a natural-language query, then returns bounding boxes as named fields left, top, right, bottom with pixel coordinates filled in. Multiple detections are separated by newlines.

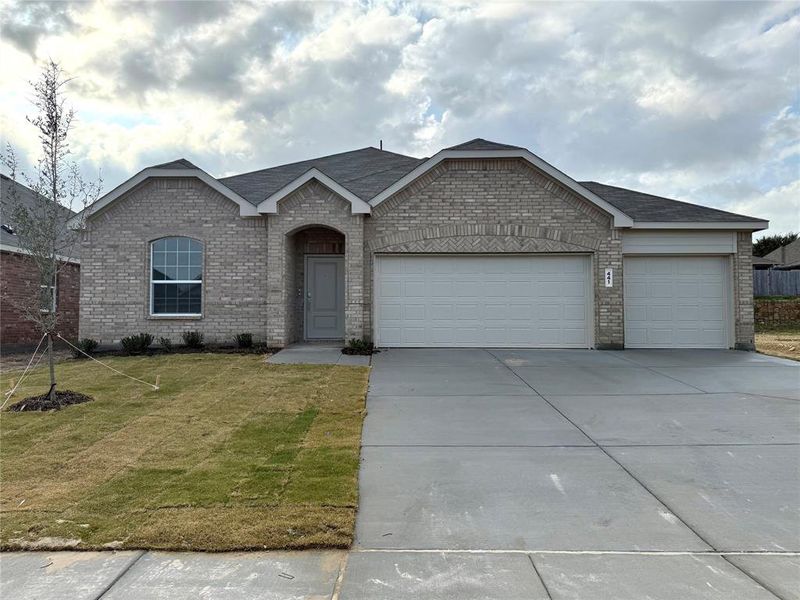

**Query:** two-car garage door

left=374, top=255, right=591, bottom=348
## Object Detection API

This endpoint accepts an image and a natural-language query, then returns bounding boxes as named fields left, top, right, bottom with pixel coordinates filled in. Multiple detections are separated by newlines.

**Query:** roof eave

left=630, top=220, right=769, bottom=231
left=256, top=168, right=371, bottom=214
left=368, top=149, right=635, bottom=228
left=0, top=242, right=80, bottom=264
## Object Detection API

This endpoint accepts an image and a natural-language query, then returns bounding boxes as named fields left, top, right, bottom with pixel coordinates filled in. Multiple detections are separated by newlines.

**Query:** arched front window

left=150, top=237, right=203, bottom=316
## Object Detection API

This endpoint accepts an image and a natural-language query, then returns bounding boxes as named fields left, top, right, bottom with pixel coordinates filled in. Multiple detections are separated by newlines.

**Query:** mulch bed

left=341, top=347, right=379, bottom=356
left=8, top=390, right=94, bottom=412
left=80, top=345, right=280, bottom=359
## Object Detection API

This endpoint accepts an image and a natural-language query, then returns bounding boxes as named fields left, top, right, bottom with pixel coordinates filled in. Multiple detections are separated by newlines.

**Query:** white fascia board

left=631, top=221, right=769, bottom=231
left=368, top=149, right=635, bottom=228
left=0, top=243, right=80, bottom=264
left=68, top=168, right=259, bottom=227
left=256, top=168, right=371, bottom=214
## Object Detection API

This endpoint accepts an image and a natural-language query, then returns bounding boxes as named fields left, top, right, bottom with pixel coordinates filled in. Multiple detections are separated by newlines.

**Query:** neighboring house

left=752, top=255, right=779, bottom=270
left=74, top=139, right=767, bottom=350
left=762, top=238, right=800, bottom=270
left=0, top=174, right=80, bottom=347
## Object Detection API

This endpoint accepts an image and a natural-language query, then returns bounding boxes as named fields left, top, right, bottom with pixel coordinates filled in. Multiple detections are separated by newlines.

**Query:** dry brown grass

left=0, top=354, right=368, bottom=551
left=755, top=325, right=800, bottom=361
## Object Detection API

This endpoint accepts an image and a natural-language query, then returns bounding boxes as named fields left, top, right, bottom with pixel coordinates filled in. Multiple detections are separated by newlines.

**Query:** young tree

left=2, top=60, right=101, bottom=403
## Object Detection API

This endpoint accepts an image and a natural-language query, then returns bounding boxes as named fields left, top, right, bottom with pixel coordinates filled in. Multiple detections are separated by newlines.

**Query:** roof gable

left=764, top=238, right=800, bottom=264
left=75, top=161, right=257, bottom=224
left=256, top=168, right=371, bottom=214
left=368, top=145, right=636, bottom=228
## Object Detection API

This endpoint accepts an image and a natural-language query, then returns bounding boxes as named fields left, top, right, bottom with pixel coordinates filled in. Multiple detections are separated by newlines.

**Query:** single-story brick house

left=1, top=174, right=80, bottom=347
left=73, top=139, right=767, bottom=350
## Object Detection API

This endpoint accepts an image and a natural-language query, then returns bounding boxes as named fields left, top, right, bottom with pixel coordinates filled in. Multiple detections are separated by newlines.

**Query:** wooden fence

left=754, top=269, right=800, bottom=297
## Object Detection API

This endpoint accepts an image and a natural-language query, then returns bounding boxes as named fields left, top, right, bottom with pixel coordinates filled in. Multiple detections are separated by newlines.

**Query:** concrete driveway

left=3, top=349, right=798, bottom=599
left=352, top=348, right=800, bottom=599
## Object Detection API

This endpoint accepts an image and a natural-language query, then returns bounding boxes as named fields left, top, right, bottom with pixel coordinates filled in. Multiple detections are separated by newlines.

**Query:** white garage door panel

left=375, top=255, right=591, bottom=348
left=624, top=256, right=729, bottom=349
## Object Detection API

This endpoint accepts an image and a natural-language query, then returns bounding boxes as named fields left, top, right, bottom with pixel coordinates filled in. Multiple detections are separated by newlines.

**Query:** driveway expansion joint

left=93, top=550, right=146, bottom=600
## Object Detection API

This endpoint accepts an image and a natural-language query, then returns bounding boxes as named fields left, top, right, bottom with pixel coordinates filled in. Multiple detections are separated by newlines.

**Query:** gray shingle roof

left=764, top=238, right=800, bottom=266
left=150, top=158, right=200, bottom=170
left=579, top=181, right=761, bottom=223
left=1, top=174, right=79, bottom=254
left=445, top=138, right=524, bottom=151
left=219, top=147, right=424, bottom=205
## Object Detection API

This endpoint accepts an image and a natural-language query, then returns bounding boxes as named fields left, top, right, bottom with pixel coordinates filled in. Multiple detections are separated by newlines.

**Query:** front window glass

left=151, top=237, right=202, bottom=315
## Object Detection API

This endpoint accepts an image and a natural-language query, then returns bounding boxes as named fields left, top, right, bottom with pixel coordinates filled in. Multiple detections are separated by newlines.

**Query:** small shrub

left=71, top=338, right=99, bottom=359
left=342, top=337, right=375, bottom=355
left=159, top=337, right=173, bottom=353
left=234, top=332, right=253, bottom=349
left=182, top=330, right=204, bottom=349
left=121, top=332, right=154, bottom=355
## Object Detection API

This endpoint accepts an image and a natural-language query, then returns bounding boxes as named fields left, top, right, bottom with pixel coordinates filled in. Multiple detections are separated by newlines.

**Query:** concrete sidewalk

left=4, top=549, right=799, bottom=600
left=266, top=342, right=371, bottom=366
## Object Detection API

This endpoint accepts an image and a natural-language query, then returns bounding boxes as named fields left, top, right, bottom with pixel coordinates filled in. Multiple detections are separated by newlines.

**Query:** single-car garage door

left=624, top=256, right=730, bottom=348
left=374, top=254, right=591, bottom=348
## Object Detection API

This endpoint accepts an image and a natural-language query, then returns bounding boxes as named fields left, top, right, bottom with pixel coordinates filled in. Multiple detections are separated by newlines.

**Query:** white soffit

left=630, top=221, right=769, bottom=231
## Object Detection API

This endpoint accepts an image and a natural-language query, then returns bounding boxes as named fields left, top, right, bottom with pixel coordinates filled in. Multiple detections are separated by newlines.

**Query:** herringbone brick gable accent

left=369, top=224, right=603, bottom=252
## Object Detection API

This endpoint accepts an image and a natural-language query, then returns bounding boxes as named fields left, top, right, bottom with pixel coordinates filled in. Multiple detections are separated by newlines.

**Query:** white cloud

left=732, top=180, right=800, bottom=239
left=1, top=0, right=797, bottom=234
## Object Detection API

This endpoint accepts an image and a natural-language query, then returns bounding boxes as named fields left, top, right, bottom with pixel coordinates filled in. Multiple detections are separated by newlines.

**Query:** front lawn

left=0, top=354, right=369, bottom=551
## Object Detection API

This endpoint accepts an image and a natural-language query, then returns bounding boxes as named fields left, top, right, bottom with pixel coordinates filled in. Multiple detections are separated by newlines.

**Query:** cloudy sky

left=1, top=0, right=798, bottom=236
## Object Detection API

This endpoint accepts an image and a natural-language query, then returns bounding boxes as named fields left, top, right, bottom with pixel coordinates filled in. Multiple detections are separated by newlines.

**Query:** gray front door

left=306, top=255, right=345, bottom=339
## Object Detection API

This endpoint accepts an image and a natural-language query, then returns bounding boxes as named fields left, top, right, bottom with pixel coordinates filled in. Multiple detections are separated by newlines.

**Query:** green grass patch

left=754, top=296, right=800, bottom=302
left=0, top=354, right=369, bottom=551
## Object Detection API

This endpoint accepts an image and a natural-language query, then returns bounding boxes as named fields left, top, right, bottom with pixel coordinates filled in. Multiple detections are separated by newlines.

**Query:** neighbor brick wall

left=1, top=250, right=79, bottom=347
left=79, top=178, right=268, bottom=345
left=266, top=180, right=364, bottom=347
left=754, top=298, right=800, bottom=326
left=364, top=158, right=624, bottom=347
left=734, top=231, right=755, bottom=350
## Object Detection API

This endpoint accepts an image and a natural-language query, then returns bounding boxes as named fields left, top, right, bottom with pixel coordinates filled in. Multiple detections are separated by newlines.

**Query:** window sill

left=147, top=314, right=203, bottom=320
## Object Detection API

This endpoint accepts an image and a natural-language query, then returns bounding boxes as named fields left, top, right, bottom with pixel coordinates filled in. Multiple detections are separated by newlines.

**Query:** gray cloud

left=2, top=0, right=797, bottom=234
left=1, top=0, right=78, bottom=55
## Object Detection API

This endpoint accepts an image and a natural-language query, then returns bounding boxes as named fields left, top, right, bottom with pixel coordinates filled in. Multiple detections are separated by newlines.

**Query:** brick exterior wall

left=79, top=178, right=268, bottom=345
left=365, top=159, right=624, bottom=348
left=78, top=161, right=756, bottom=350
left=734, top=231, right=755, bottom=350
left=1, top=250, right=79, bottom=347
left=755, top=298, right=800, bottom=326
